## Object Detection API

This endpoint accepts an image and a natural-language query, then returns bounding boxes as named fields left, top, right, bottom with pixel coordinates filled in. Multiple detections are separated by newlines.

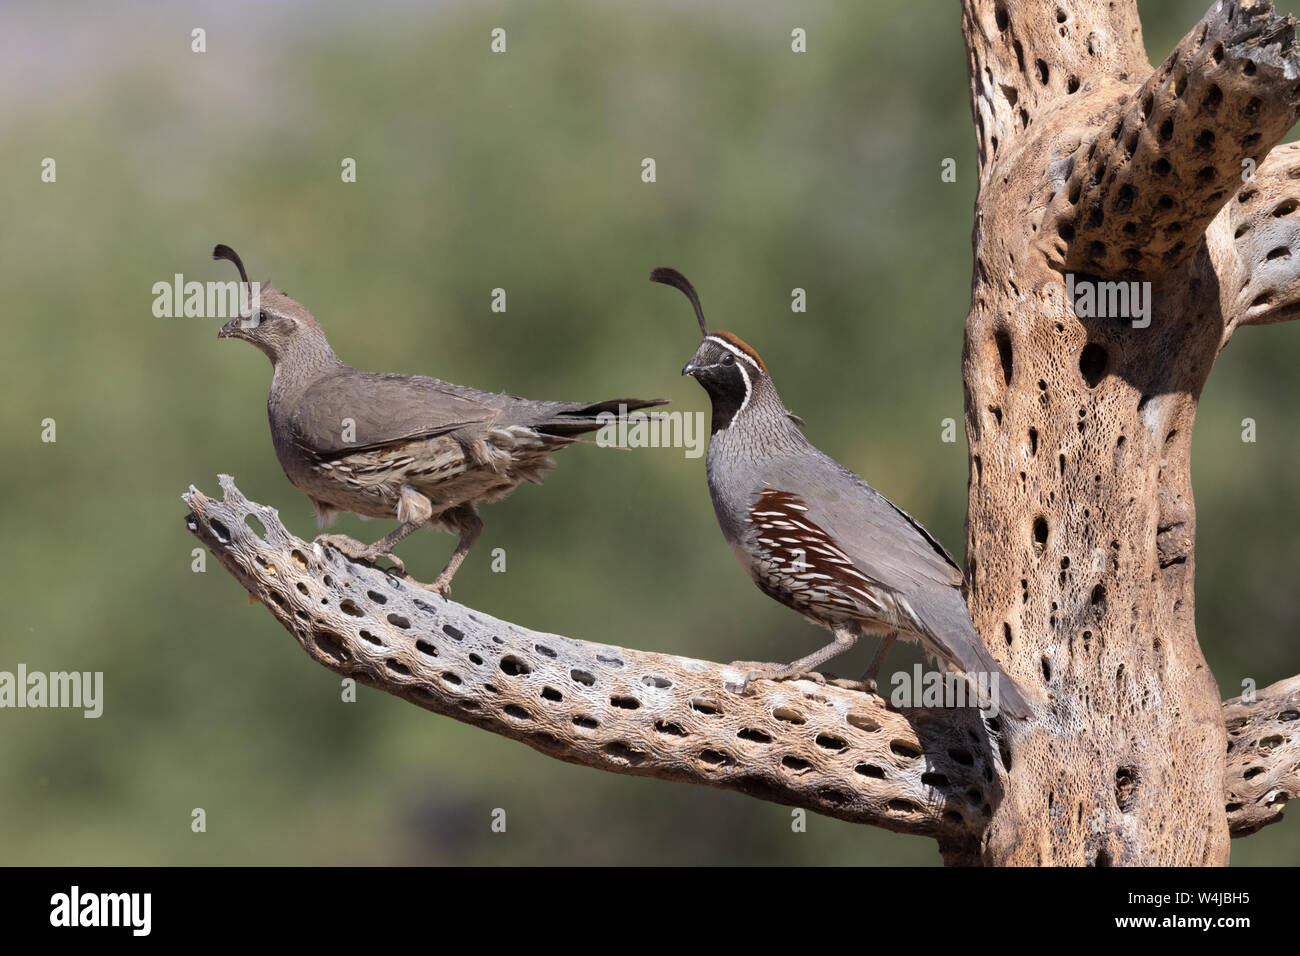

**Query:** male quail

left=652, top=267, right=1030, bottom=717
left=213, top=244, right=666, bottom=594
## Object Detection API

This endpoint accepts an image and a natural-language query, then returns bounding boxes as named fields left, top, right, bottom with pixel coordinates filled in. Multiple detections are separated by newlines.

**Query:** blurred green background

left=0, top=0, right=1295, bottom=865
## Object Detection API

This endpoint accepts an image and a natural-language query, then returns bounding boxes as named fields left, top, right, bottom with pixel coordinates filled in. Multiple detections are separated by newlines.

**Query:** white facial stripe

left=706, top=335, right=762, bottom=372
left=700, top=335, right=755, bottom=431
left=734, top=360, right=752, bottom=417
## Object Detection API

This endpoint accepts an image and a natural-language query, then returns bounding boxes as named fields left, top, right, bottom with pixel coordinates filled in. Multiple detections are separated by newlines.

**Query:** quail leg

left=315, top=485, right=431, bottom=575
left=727, top=625, right=859, bottom=694
left=315, top=528, right=416, bottom=573
left=423, top=505, right=483, bottom=596
left=859, top=631, right=898, bottom=692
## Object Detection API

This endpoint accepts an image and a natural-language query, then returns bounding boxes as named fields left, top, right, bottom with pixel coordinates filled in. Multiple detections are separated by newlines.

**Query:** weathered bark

left=184, top=477, right=1004, bottom=862
left=185, top=0, right=1300, bottom=865
left=962, top=0, right=1300, bottom=864
left=1224, top=675, right=1300, bottom=835
left=184, top=476, right=1298, bottom=863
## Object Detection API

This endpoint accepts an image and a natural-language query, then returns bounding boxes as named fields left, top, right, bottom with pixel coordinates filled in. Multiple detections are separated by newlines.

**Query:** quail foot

left=652, top=267, right=1031, bottom=718
left=214, top=244, right=666, bottom=596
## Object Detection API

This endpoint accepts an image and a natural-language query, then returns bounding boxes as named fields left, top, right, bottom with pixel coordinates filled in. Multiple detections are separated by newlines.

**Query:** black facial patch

left=692, top=363, right=750, bottom=432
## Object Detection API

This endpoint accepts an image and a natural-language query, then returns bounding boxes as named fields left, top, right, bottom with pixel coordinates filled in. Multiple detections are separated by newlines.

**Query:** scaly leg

left=315, top=485, right=432, bottom=574
left=859, top=631, right=898, bottom=690
left=424, top=505, right=483, bottom=596
left=729, top=624, right=859, bottom=693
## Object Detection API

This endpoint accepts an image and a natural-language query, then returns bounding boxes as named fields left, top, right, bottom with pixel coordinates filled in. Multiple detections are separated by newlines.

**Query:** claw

left=315, top=534, right=405, bottom=573
left=421, top=579, right=451, bottom=597
left=724, top=661, right=828, bottom=695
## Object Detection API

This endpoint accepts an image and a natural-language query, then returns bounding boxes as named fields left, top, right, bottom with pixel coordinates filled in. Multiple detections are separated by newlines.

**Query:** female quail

left=652, top=267, right=1030, bottom=718
left=213, top=244, right=665, bottom=595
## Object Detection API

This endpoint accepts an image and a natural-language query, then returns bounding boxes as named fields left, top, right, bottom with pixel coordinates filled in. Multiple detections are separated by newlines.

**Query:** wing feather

left=755, top=452, right=964, bottom=595
left=289, top=371, right=500, bottom=458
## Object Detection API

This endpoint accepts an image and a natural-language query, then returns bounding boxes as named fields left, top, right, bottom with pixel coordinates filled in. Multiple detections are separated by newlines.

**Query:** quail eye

left=721, top=353, right=735, bottom=366
left=258, top=310, right=268, bottom=323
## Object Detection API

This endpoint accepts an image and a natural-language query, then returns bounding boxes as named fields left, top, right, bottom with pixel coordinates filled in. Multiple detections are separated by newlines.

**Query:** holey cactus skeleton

left=189, top=0, right=1300, bottom=865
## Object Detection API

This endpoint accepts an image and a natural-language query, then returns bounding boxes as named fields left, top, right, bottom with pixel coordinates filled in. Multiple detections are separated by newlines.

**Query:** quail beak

left=682, top=360, right=700, bottom=377
left=218, top=318, right=249, bottom=340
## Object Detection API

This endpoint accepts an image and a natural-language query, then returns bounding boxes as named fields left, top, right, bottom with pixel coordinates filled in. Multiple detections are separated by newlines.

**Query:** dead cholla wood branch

left=1224, top=675, right=1300, bottom=835
left=184, top=0, right=1300, bottom=865
left=183, top=476, right=1006, bottom=859
left=1222, top=140, right=1300, bottom=329
left=1040, top=0, right=1300, bottom=277
left=960, top=0, right=1300, bottom=864
left=184, top=477, right=1298, bottom=851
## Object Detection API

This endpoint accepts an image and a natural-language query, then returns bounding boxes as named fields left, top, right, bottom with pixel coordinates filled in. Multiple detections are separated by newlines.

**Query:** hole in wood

left=846, top=711, right=880, bottom=733
left=781, top=756, right=813, bottom=775
left=604, top=743, right=645, bottom=766
left=1115, top=766, right=1138, bottom=812
left=891, top=740, right=922, bottom=760
left=994, top=327, right=1013, bottom=387
left=698, top=749, right=733, bottom=768
left=499, top=656, right=531, bottom=677
left=313, top=630, right=349, bottom=664
left=1079, top=343, right=1107, bottom=387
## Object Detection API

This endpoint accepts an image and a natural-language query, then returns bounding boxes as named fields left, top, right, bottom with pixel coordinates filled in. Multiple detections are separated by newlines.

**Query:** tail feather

left=536, top=397, right=669, bottom=437
left=914, top=589, right=1034, bottom=720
